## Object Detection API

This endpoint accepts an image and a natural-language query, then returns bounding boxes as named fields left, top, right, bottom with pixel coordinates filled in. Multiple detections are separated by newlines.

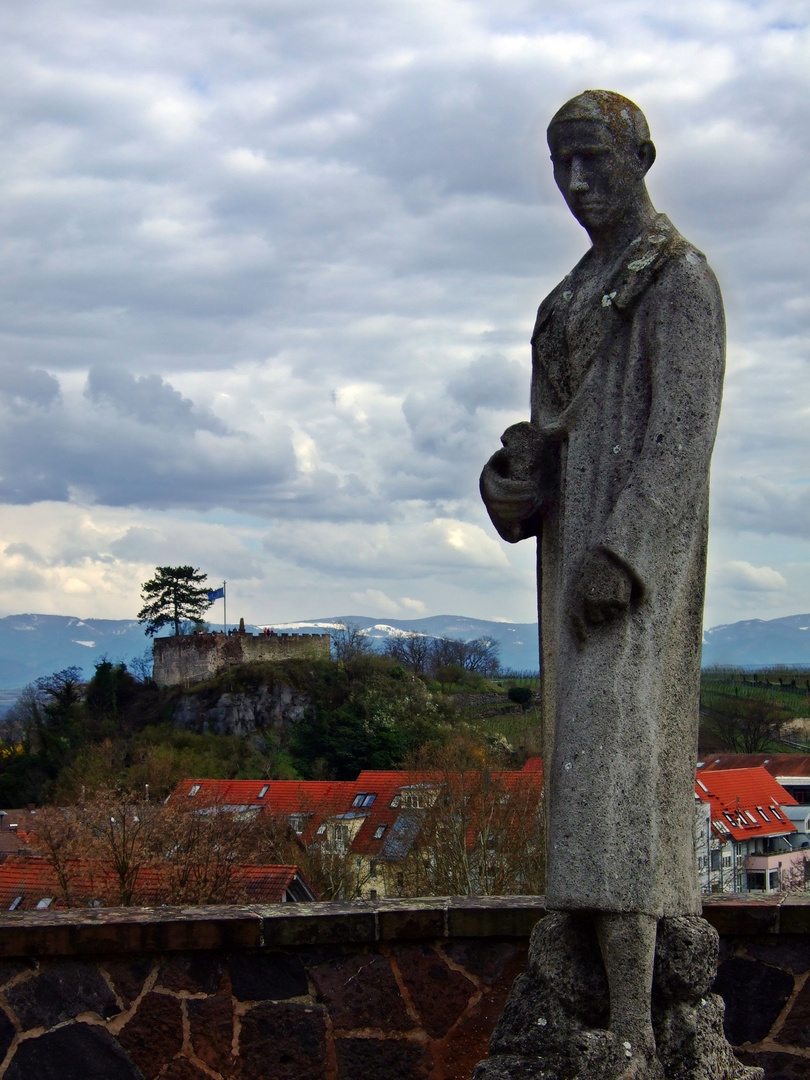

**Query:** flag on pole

left=207, top=587, right=225, bottom=602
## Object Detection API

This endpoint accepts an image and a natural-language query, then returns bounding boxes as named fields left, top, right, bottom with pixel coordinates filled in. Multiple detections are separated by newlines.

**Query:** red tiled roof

left=0, top=855, right=317, bottom=910
left=697, top=754, right=810, bottom=780
left=171, top=778, right=353, bottom=816
left=694, top=767, right=797, bottom=842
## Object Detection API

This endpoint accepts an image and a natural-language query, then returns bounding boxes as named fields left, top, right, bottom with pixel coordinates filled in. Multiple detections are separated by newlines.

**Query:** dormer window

left=374, top=824, right=387, bottom=839
left=390, top=794, right=401, bottom=808
left=352, top=793, right=377, bottom=808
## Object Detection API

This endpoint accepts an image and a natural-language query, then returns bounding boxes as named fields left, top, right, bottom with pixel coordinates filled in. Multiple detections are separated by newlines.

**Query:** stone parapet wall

left=153, top=631, right=331, bottom=688
left=0, top=896, right=806, bottom=1078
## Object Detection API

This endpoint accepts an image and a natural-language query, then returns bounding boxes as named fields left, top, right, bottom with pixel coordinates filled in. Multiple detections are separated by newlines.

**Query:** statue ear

left=639, top=139, right=656, bottom=174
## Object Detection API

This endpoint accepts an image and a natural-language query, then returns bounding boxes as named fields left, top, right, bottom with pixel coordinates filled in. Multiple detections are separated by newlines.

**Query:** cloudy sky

left=0, top=0, right=807, bottom=632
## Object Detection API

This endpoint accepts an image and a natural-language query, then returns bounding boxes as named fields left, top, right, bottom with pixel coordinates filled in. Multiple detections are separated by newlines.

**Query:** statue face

left=548, top=119, right=648, bottom=235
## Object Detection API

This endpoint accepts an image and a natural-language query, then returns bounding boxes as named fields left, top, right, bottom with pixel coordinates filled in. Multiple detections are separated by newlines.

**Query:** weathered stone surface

left=237, top=1001, right=327, bottom=1080
left=310, top=952, right=413, bottom=1031
left=526, top=912, right=608, bottom=1027
left=395, top=943, right=475, bottom=1039
left=0, top=1006, right=16, bottom=1063
left=187, top=993, right=235, bottom=1073
left=104, top=958, right=154, bottom=1008
left=654, top=916, right=719, bottom=1003
left=774, top=975, right=810, bottom=1048
left=335, top=1036, right=431, bottom=1079
left=117, top=991, right=184, bottom=1078
left=157, top=953, right=225, bottom=995
left=5, top=959, right=119, bottom=1029
left=433, top=948, right=527, bottom=1080
left=713, top=957, right=794, bottom=1046
left=444, top=941, right=520, bottom=986
left=746, top=939, right=810, bottom=976
left=0, top=959, right=33, bottom=986
left=160, top=1059, right=213, bottom=1080
left=654, top=995, right=739, bottom=1080
left=229, top=951, right=307, bottom=1001
left=4, top=1023, right=143, bottom=1080
left=736, top=1050, right=809, bottom=1080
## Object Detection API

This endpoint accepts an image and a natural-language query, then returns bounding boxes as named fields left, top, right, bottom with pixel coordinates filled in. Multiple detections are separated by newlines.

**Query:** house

left=694, top=767, right=805, bottom=894
left=698, top=753, right=810, bottom=805
left=0, top=807, right=38, bottom=862
left=171, top=759, right=545, bottom=900
left=0, top=853, right=318, bottom=911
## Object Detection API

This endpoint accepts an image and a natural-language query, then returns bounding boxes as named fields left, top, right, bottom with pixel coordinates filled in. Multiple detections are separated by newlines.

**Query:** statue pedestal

left=472, top=913, right=763, bottom=1080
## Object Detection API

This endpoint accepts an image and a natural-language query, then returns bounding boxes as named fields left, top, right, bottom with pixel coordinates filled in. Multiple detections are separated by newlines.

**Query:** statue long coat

left=481, top=215, right=725, bottom=917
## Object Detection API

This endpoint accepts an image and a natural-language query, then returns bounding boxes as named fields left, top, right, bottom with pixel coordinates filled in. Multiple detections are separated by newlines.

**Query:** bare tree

left=331, top=622, right=373, bottom=662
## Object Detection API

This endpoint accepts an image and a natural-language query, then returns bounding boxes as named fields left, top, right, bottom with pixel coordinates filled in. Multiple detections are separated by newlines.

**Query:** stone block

left=774, top=975, right=810, bottom=1048
left=5, top=959, right=119, bottom=1030
left=160, top=1060, right=213, bottom=1080
left=117, top=990, right=184, bottom=1078
left=236, top=1000, right=328, bottom=1080
left=777, top=900, right=810, bottom=936
left=526, top=912, right=609, bottom=1027
left=447, top=897, right=545, bottom=939
left=394, top=943, right=475, bottom=1038
left=0, top=1007, right=16, bottom=1063
left=379, top=902, right=446, bottom=941
left=310, top=952, right=414, bottom=1031
left=745, top=939, right=810, bottom=976
left=335, top=1036, right=431, bottom=1078
left=187, top=993, right=235, bottom=1074
left=736, top=1050, right=810, bottom=1080
left=104, top=958, right=155, bottom=1008
left=156, top=953, right=225, bottom=995
left=229, top=951, right=308, bottom=1001
left=703, top=901, right=780, bottom=938
left=261, top=904, right=376, bottom=946
left=4, top=1023, right=143, bottom=1080
left=713, top=956, right=794, bottom=1046
left=444, top=940, right=522, bottom=985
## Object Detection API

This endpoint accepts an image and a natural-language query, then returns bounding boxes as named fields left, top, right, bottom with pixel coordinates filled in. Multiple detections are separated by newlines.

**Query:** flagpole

left=223, top=581, right=227, bottom=634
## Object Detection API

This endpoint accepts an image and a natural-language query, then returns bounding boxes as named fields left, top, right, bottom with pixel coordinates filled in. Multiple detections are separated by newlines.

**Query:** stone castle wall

left=0, top=897, right=807, bottom=1078
left=153, top=630, right=331, bottom=687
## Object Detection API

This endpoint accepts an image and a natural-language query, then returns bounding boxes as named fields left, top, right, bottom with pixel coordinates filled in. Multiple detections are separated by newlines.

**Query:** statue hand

left=480, top=422, right=555, bottom=543
left=572, top=550, right=632, bottom=641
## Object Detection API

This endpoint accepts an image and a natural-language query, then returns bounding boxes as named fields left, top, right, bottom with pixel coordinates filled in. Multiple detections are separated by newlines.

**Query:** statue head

left=546, top=90, right=657, bottom=242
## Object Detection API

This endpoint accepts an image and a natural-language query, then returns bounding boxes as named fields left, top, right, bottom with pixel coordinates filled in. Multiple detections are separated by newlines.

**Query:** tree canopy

left=137, top=565, right=211, bottom=637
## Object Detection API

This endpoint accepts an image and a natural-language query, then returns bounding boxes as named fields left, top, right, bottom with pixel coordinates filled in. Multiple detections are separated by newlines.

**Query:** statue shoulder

left=611, top=217, right=721, bottom=314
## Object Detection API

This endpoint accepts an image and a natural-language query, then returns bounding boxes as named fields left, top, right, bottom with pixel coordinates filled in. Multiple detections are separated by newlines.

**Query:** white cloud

left=718, top=561, right=788, bottom=593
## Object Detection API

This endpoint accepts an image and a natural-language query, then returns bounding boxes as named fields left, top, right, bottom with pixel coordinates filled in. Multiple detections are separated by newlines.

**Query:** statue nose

left=570, top=158, right=589, bottom=192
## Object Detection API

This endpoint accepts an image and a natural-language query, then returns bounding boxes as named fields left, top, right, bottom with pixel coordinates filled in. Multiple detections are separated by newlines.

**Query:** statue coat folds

left=481, top=215, right=725, bottom=917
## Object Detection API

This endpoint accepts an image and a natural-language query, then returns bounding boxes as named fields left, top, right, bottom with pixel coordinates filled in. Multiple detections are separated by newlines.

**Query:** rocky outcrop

left=173, top=683, right=310, bottom=738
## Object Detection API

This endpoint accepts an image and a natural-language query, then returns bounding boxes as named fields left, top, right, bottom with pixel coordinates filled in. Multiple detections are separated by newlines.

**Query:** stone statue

left=475, top=91, right=760, bottom=1080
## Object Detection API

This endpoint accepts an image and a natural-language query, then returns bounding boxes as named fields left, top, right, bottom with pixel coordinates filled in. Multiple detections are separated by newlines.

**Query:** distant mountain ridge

left=0, top=611, right=808, bottom=706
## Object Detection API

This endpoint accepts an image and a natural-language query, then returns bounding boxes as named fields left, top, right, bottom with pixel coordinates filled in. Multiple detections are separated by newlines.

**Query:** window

left=316, top=824, right=326, bottom=835
left=757, top=807, right=770, bottom=821
left=36, top=898, right=53, bottom=910
left=257, top=784, right=269, bottom=799
left=370, top=860, right=378, bottom=878
left=744, top=811, right=758, bottom=825
left=396, top=872, right=404, bottom=888
left=374, top=824, right=387, bottom=839
left=369, top=889, right=378, bottom=900
left=390, top=794, right=401, bottom=808
left=352, top=792, right=376, bottom=808
left=8, top=897, right=21, bottom=911
left=188, top=784, right=201, bottom=797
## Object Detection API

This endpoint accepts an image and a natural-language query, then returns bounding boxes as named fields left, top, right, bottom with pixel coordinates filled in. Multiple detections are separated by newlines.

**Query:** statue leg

left=595, top=912, right=658, bottom=1073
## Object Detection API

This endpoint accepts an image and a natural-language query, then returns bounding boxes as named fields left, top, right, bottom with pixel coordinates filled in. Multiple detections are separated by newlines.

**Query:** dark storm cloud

left=0, top=364, right=61, bottom=411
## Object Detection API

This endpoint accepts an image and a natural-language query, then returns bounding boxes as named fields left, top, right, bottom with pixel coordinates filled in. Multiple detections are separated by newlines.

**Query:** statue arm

left=598, top=255, right=726, bottom=600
